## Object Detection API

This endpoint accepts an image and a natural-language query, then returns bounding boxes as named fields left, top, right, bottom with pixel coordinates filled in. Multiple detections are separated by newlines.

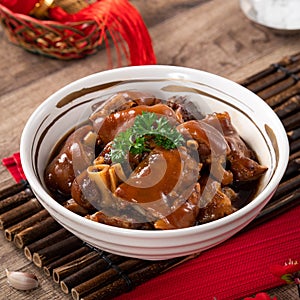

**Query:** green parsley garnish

left=110, top=111, right=184, bottom=163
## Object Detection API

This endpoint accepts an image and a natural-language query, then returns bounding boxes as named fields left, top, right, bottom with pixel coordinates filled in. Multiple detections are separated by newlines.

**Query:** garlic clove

left=6, top=269, right=39, bottom=291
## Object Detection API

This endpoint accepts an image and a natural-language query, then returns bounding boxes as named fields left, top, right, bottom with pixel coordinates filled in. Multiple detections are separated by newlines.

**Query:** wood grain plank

left=151, top=0, right=300, bottom=79
left=131, top=0, right=211, bottom=27
left=0, top=29, right=77, bottom=96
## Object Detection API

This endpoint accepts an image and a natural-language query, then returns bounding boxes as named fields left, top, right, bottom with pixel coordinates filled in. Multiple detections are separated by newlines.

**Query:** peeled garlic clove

left=6, top=269, right=39, bottom=291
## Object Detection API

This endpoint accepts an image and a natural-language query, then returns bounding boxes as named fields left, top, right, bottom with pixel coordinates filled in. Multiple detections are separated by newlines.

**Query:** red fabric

left=2, top=153, right=26, bottom=182
left=2, top=153, right=299, bottom=299
left=117, top=207, right=300, bottom=300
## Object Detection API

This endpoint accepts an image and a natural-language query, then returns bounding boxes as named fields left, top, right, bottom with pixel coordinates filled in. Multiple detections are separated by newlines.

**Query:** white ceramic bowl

left=240, top=0, right=300, bottom=34
left=20, top=65, right=289, bottom=260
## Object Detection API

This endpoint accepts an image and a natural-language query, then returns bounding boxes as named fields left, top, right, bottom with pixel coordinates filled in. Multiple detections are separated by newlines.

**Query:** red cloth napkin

left=2, top=152, right=26, bottom=183
left=117, top=208, right=300, bottom=300
left=2, top=154, right=299, bottom=300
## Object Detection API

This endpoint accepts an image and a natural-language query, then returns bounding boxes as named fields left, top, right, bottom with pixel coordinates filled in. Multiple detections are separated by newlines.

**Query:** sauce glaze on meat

left=44, top=91, right=267, bottom=230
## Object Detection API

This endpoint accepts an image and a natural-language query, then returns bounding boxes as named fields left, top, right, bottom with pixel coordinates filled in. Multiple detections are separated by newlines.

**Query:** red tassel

left=49, top=0, right=156, bottom=66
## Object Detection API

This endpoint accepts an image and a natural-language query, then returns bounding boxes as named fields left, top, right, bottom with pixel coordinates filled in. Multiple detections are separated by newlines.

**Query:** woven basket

left=0, top=4, right=103, bottom=59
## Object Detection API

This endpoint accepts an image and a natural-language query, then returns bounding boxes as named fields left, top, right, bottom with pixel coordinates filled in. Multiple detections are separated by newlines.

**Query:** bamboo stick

left=243, top=68, right=283, bottom=93
left=32, top=235, right=83, bottom=268
left=259, top=76, right=299, bottom=103
left=71, top=259, right=145, bottom=300
left=274, top=95, right=300, bottom=119
left=0, top=198, right=42, bottom=230
left=281, top=52, right=300, bottom=64
left=282, top=158, right=300, bottom=180
left=5, top=209, right=49, bottom=241
left=244, top=59, right=300, bottom=96
left=24, top=227, right=71, bottom=261
left=59, top=254, right=125, bottom=294
left=53, top=251, right=100, bottom=284
left=272, top=174, right=300, bottom=200
left=282, top=111, right=300, bottom=131
left=287, top=128, right=300, bottom=142
left=290, top=139, right=300, bottom=154
left=240, top=65, right=277, bottom=88
left=80, top=257, right=185, bottom=300
left=240, top=52, right=300, bottom=87
left=0, top=189, right=33, bottom=215
left=245, top=189, right=300, bottom=231
left=265, top=80, right=300, bottom=107
left=13, top=216, right=61, bottom=248
left=290, top=149, right=300, bottom=160
left=44, top=246, right=91, bottom=277
left=0, top=181, right=27, bottom=201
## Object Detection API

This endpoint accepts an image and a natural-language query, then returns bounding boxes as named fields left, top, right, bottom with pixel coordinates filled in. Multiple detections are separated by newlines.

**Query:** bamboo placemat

left=1, top=52, right=300, bottom=300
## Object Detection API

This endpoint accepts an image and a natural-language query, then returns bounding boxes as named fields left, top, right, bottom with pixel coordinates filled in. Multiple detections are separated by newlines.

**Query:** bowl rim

left=20, top=65, right=290, bottom=239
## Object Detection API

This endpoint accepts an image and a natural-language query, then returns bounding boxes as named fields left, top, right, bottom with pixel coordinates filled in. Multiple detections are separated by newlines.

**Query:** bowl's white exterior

left=20, top=65, right=289, bottom=260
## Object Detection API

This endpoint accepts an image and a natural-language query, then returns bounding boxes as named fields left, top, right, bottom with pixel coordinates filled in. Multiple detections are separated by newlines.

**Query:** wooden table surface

left=0, top=0, right=299, bottom=299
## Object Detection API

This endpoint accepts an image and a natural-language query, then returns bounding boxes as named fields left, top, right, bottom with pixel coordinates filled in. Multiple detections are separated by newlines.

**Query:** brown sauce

left=44, top=92, right=267, bottom=230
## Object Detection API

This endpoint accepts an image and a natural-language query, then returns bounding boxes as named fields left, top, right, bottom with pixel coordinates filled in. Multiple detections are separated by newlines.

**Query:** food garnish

left=110, top=111, right=184, bottom=163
